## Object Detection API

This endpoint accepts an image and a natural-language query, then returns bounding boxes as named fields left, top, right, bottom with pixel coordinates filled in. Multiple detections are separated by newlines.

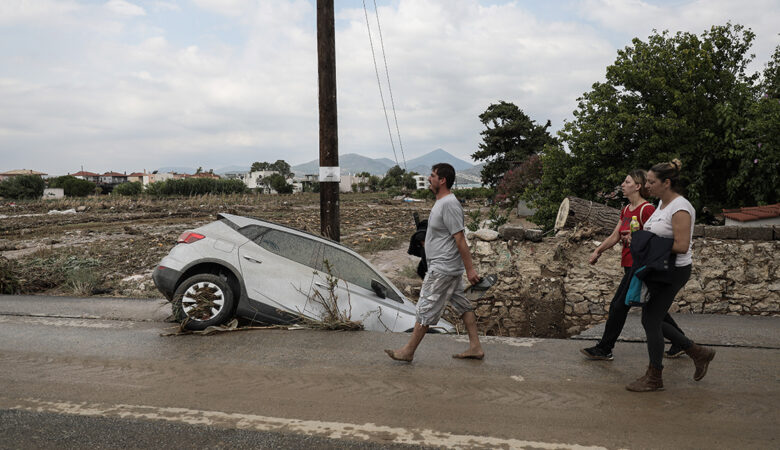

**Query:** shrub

left=48, top=175, right=95, bottom=197
left=112, top=181, right=143, bottom=196
left=0, top=175, right=45, bottom=199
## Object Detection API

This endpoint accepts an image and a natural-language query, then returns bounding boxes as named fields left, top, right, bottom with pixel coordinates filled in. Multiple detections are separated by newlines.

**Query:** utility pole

left=317, top=0, right=340, bottom=241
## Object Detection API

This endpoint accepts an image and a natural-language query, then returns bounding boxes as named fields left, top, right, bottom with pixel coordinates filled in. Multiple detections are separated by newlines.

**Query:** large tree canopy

left=472, top=101, right=557, bottom=188
left=524, top=23, right=777, bottom=230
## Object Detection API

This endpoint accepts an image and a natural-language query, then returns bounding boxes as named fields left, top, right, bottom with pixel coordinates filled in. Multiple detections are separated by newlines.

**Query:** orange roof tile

left=722, top=203, right=780, bottom=222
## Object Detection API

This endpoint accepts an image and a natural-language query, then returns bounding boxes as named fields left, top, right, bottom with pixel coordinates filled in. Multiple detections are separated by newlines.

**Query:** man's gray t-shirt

left=425, top=193, right=465, bottom=276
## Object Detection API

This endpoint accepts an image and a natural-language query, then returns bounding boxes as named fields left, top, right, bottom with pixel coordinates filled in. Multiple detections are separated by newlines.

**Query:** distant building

left=412, top=175, right=426, bottom=190
left=341, top=174, right=368, bottom=193
left=42, top=188, right=64, bottom=200
left=70, top=171, right=100, bottom=184
left=0, top=169, right=47, bottom=181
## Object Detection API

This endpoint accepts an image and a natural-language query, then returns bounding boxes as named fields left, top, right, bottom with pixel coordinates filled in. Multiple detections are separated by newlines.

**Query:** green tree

left=265, top=173, right=293, bottom=194
left=251, top=161, right=270, bottom=172
left=525, top=23, right=769, bottom=230
left=0, top=175, right=45, bottom=199
left=472, top=101, right=557, bottom=188
left=112, top=181, right=143, bottom=196
left=380, top=165, right=405, bottom=189
left=270, top=160, right=292, bottom=178
left=48, top=175, right=95, bottom=197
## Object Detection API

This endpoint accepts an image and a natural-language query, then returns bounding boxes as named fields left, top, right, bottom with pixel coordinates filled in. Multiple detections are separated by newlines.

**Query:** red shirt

left=619, top=201, right=656, bottom=267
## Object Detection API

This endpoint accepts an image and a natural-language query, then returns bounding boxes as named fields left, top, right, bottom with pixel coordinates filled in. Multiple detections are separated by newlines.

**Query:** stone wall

left=467, top=229, right=780, bottom=338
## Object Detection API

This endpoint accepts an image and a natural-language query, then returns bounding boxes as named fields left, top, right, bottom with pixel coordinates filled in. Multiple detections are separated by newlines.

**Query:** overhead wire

left=362, top=0, right=405, bottom=170
left=372, top=0, right=406, bottom=171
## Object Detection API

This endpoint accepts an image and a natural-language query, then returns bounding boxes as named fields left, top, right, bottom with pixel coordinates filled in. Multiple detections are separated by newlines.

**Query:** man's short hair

left=432, top=163, right=455, bottom=189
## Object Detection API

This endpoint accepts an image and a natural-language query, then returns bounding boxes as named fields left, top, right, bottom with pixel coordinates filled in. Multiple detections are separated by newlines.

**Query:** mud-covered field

left=0, top=193, right=471, bottom=299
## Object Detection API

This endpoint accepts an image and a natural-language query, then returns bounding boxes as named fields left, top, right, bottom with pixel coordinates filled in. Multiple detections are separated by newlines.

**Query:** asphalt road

left=1, top=295, right=778, bottom=449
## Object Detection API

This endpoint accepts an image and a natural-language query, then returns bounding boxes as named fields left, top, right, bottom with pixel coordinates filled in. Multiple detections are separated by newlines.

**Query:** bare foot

left=385, top=349, right=413, bottom=362
left=452, top=350, right=485, bottom=360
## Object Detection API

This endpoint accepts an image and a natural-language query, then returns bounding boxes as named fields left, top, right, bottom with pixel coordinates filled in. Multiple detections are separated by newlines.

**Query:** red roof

left=128, top=172, right=147, bottom=177
left=722, top=203, right=780, bottom=222
left=102, top=172, right=126, bottom=177
left=70, top=171, right=99, bottom=177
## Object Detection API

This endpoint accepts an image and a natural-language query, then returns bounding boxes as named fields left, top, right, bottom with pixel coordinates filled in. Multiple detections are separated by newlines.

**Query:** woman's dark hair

left=628, top=169, right=650, bottom=198
left=649, top=158, right=683, bottom=192
left=432, top=163, right=456, bottom=189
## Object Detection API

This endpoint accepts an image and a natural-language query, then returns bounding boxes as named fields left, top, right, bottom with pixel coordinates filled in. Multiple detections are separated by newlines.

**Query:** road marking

left=511, top=375, right=525, bottom=382
left=0, top=315, right=135, bottom=329
left=455, top=335, right=544, bottom=347
left=9, top=397, right=605, bottom=450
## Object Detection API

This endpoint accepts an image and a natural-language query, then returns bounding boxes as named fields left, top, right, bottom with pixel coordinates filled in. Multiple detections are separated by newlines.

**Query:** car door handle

left=314, top=281, right=329, bottom=289
left=242, top=255, right=262, bottom=264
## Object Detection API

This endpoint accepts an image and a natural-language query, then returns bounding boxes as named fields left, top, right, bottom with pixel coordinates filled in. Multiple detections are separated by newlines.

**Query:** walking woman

left=625, top=159, right=715, bottom=392
left=581, top=170, right=687, bottom=361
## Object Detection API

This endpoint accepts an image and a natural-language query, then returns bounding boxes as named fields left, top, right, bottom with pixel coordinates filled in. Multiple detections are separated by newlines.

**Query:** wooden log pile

left=554, top=197, right=620, bottom=235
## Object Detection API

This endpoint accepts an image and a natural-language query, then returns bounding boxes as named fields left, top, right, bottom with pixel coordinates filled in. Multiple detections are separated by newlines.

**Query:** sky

left=0, top=0, right=778, bottom=176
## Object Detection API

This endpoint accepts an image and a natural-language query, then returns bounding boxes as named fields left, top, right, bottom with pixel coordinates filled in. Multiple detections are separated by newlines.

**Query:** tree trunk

left=554, top=197, right=620, bottom=235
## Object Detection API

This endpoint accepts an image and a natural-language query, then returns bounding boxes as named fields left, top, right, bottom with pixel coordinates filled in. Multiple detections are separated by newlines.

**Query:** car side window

left=238, top=224, right=271, bottom=242
left=319, top=245, right=401, bottom=302
left=258, top=229, right=320, bottom=270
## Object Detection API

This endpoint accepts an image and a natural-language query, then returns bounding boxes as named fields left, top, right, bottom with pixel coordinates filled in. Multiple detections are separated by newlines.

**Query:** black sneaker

left=580, top=346, right=614, bottom=361
left=664, top=344, right=685, bottom=358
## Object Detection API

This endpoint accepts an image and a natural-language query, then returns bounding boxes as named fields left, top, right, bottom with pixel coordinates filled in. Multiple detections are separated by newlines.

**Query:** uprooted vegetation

left=298, top=260, right=364, bottom=331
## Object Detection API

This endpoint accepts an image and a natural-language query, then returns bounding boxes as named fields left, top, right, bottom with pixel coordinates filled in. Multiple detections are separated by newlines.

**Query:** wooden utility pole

left=317, top=0, right=340, bottom=241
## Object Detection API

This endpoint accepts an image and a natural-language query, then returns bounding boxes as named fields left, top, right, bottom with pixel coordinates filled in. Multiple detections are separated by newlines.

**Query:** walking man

left=385, top=163, right=484, bottom=362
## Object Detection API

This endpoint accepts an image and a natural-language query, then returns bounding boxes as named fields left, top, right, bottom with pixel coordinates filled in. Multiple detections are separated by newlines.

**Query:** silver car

left=152, top=213, right=454, bottom=333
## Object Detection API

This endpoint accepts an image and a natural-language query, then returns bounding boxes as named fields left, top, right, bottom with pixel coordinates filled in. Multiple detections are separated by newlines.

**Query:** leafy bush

left=410, top=189, right=434, bottom=200
left=112, top=181, right=143, bottom=196
left=145, top=178, right=248, bottom=197
left=0, top=175, right=45, bottom=199
left=48, top=175, right=95, bottom=197
left=453, top=187, right=494, bottom=200
left=495, top=154, right=542, bottom=206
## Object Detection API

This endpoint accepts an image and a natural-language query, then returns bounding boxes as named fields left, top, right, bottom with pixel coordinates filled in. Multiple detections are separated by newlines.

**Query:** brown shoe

left=626, top=366, right=664, bottom=392
left=685, top=343, right=715, bottom=381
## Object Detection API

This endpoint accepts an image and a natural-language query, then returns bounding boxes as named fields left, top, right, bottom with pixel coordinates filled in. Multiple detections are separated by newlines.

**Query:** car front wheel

left=172, top=273, right=235, bottom=330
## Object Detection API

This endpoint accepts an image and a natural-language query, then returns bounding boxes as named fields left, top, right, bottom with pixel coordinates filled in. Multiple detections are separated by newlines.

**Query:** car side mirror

left=371, top=279, right=387, bottom=299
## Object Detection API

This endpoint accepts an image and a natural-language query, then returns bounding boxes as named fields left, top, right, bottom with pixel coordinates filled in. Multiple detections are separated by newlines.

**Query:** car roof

left=218, top=212, right=349, bottom=250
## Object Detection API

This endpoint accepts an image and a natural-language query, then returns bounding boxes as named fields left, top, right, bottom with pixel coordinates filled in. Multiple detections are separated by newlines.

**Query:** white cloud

left=105, top=0, right=146, bottom=17
left=0, top=0, right=777, bottom=175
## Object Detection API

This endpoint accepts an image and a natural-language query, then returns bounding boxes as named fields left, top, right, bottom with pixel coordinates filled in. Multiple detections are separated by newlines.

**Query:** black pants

left=643, top=264, right=694, bottom=369
left=597, top=267, right=685, bottom=353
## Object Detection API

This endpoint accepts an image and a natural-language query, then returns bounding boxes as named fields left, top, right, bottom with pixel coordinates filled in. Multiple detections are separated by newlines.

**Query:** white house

left=412, top=175, right=427, bottom=190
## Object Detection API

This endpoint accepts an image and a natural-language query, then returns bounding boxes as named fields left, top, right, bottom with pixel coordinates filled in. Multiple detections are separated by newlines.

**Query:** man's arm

left=453, top=230, right=480, bottom=285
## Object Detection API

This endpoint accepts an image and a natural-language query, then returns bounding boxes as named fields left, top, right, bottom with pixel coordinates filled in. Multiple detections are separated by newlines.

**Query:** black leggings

left=643, top=265, right=694, bottom=369
left=598, top=267, right=685, bottom=352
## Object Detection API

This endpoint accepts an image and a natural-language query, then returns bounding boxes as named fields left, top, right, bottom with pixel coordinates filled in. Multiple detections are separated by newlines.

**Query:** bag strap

left=638, top=202, right=650, bottom=226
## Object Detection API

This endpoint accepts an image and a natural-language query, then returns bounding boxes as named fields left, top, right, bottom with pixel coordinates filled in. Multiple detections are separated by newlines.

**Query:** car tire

left=172, top=273, right=235, bottom=331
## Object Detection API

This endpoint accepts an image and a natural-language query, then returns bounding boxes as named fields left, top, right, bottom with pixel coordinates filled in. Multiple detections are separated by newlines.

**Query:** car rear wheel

left=172, top=273, right=235, bottom=330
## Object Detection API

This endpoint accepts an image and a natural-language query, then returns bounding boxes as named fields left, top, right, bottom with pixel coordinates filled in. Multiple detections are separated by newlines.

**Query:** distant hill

left=156, top=166, right=197, bottom=174
left=292, top=153, right=395, bottom=176
left=405, top=148, right=473, bottom=173
left=292, top=148, right=475, bottom=177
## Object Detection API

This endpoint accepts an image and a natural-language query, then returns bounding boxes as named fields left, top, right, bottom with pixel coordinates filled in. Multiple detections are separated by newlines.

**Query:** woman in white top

left=625, top=159, right=716, bottom=392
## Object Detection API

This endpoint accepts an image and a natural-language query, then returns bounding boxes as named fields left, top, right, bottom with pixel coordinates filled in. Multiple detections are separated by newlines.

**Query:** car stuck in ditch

left=152, top=213, right=454, bottom=333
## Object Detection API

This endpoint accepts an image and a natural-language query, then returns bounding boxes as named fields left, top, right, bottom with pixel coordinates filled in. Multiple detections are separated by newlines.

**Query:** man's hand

left=466, top=268, right=480, bottom=285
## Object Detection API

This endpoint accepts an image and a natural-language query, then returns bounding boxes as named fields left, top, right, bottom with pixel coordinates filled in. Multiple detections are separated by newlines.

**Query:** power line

left=372, top=0, right=406, bottom=171
left=362, top=0, right=401, bottom=169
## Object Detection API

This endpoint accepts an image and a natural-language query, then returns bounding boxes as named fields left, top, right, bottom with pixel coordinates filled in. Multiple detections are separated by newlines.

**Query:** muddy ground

left=1, top=193, right=518, bottom=302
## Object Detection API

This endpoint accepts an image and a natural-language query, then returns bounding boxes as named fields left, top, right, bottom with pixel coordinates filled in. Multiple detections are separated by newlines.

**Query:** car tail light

left=177, top=232, right=205, bottom=244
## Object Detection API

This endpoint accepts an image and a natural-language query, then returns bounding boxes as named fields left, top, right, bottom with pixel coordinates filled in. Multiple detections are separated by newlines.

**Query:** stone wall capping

left=499, top=224, right=525, bottom=241
left=524, top=228, right=544, bottom=242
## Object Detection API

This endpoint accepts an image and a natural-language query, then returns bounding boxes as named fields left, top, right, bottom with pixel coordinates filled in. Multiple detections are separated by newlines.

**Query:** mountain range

left=158, top=148, right=483, bottom=184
